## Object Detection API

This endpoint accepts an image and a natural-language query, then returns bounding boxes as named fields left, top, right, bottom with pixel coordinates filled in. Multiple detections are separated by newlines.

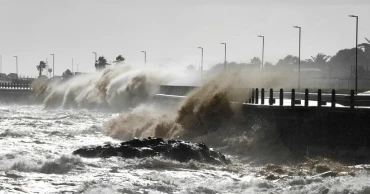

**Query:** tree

left=305, top=53, right=331, bottom=71
left=263, top=62, right=274, bottom=69
left=275, top=55, right=299, bottom=71
left=328, top=48, right=370, bottom=78
left=248, top=57, right=261, bottom=68
left=359, top=42, right=370, bottom=55
left=115, top=55, right=125, bottom=62
left=208, top=62, right=247, bottom=74
left=36, top=61, right=47, bottom=77
left=62, top=69, right=73, bottom=79
left=95, top=56, right=109, bottom=71
left=187, top=65, right=196, bottom=71
left=7, top=73, right=18, bottom=80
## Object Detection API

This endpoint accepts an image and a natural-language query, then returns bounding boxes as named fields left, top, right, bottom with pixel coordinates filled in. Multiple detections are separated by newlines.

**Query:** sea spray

left=103, top=69, right=297, bottom=163
left=34, top=64, right=293, bottom=161
left=34, top=64, right=198, bottom=110
left=104, top=105, right=181, bottom=139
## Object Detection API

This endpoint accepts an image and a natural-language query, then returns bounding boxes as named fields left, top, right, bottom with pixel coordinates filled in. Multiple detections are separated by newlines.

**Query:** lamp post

left=92, top=52, right=97, bottom=63
left=198, top=47, right=203, bottom=81
left=258, top=35, right=265, bottom=69
left=0, top=55, right=2, bottom=73
left=141, top=51, right=147, bottom=66
left=13, top=56, right=18, bottom=75
left=293, top=26, right=301, bottom=90
left=50, top=54, right=54, bottom=78
left=349, top=15, right=358, bottom=94
left=220, top=43, right=227, bottom=70
left=72, top=58, right=74, bottom=74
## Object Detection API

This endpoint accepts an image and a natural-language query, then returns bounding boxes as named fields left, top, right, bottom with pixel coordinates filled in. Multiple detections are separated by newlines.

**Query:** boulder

left=73, top=137, right=230, bottom=165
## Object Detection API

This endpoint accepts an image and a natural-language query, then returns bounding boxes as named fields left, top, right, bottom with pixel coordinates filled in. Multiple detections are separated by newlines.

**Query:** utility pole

left=72, top=58, right=74, bottom=74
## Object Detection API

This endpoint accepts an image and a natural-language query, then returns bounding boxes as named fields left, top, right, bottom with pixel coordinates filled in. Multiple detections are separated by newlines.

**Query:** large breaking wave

left=34, top=64, right=295, bottom=162
left=33, top=64, right=199, bottom=111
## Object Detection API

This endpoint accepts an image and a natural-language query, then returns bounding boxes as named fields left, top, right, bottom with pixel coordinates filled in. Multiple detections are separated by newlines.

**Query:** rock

left=73, top=137, right=231, bottom=165
left=315, top=164, right=331, bottom=173
left=314, top=171, right=337, bottom=178
left=266, top=174, right=280, bottom=180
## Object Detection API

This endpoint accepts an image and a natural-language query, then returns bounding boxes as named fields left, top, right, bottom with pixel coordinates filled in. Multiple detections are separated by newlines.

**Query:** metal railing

left=0, top=82, right=32, bottom=90
left=157, top=85, right=370, bottom=109
left=247, top=88, right=368, bottom=108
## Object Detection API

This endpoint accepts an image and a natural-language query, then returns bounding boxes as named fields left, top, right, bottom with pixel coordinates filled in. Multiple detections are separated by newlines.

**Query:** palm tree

left=305, top=53, right=330, bottom=70
left=36, top=61, right=47, bottom=77
left=115, top=55, right=125, bottom=62
left=306, top=53, right=331, bottom=64
left=95, top=56, right=109, bottom=71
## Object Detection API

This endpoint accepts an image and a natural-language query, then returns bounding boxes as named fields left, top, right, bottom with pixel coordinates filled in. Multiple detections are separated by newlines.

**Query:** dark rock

left=266, top=174, right=280, bottom=180
left=73, top=137, right=230, bottom=164
left=315, top=164, right=331, bottom=173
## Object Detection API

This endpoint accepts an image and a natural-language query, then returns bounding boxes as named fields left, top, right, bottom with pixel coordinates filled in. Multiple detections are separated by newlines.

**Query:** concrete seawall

left=0, top=89, right=33, bottom=104
left=153, top=93, right=370, bottom=162
left=243, top=105, right=370, bottom=161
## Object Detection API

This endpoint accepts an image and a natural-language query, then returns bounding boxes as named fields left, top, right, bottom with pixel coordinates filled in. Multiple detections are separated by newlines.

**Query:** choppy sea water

left=1, top=104, right=370, bottom=194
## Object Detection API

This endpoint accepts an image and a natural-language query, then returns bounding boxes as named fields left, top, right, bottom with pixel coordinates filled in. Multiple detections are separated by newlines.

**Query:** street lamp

left=220, top=43, right=227, bottom=70
left=92, top=52, right=97, bottom=63
left=50, top=54, right=55, bottom=78
left=0, top=55, right=2, bottom=73
left=258, top=35, right=265, bottom=69
left=293, top=26, right=301, bottom=90
left=13, top=56, right=18, bottom=76
left=198, top=47, right=203, bottom=81
left=141, top=51, right=147, bottom=66
left=349, top=15, right=358, bottom=94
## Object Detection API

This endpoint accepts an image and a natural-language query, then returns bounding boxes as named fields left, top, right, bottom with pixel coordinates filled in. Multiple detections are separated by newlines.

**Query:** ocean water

left=1, top=65, right=370, bottom=193
left=1, top=104, right=370, bottom=194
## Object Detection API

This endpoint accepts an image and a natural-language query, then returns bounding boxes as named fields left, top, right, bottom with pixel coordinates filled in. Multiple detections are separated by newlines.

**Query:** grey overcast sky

left=0, top=0, right=369, bottom=76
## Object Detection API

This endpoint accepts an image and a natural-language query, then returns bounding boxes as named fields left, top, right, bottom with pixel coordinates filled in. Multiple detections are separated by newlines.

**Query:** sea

left=1, top=65, right=370, bottom=194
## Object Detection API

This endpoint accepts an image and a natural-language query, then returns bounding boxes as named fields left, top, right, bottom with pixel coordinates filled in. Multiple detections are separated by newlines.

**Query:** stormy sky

left=0, top=0, right=369, bottom=76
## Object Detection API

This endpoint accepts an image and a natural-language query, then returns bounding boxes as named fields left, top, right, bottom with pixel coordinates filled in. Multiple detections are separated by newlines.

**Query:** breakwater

left=156, top=85, right=370, bottom=162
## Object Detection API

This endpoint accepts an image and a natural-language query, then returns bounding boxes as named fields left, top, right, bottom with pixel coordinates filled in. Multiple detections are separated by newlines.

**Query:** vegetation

left=62, top=69, right=73, bottom=79
left=36, top=61, right=47, bottom=77
left=187, top=65, right=196, bottom=71
left=115, top=55, right=125, bottom=63
left=208, top=41, right=370, bottom=80
left=95, top=56, right=109, bottom=71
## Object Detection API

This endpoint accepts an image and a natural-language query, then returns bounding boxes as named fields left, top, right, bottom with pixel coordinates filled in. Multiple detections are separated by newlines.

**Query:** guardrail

left=157, top=85, right=370, bottom=108
left=158, top=85, right=197, bottom=96
left=0, top=82, right=32, bottom=90
left=248, top=88, right=370, bottom=108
